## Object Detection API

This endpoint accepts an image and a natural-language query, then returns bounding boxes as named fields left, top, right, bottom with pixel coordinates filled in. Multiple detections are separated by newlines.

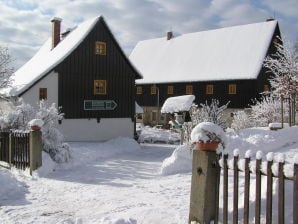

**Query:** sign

left=84, top=100, right=117, bottom=110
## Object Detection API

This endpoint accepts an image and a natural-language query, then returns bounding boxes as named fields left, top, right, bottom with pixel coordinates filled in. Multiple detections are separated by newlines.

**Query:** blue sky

left=0, top=0, right=297, bottom=69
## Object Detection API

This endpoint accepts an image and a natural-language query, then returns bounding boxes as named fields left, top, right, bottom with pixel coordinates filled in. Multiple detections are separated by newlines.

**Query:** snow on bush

left=231, top=110, right=253, bottom=131
left=250, top=95, right=284, bottom=126
left=0, top=100, right=71, bottom=163
left=160, top=144, right=192, bottom=175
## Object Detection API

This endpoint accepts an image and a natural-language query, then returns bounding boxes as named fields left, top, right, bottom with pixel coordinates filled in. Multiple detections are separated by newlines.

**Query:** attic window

left=39, top=88, right=47, bottom=100
left=94, top=80, right=106, bottom=95
left=206, top=85, right=214, bottom=95
left=136, top=86, right=142, bottom=95
left=186, top=85, right=193, bottom=94
left=95, top=41, right=106, bottom=55
left=228, top=84, right=237, bottom=95
left=167, top=85, right=174, bottom=95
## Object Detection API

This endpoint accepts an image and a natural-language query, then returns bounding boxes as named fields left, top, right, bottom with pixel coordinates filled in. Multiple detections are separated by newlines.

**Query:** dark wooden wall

left=56, top=17, right=139, bottom=119
left=136, top=79, right=258, bottom=109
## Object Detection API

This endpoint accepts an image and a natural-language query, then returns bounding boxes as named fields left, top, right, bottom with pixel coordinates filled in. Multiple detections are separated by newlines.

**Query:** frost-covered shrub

left=231, top=110, right=253, bottom=131
left=0, top=101, right=35, bottom=130
left=0, top=100, right=71, bottom=163
left=250, top=95, right=286, bottom=126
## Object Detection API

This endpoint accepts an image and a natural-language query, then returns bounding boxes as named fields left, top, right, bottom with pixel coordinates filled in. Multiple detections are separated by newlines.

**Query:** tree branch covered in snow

left=0, top=100, right=71, bottom=163
left=250, top=95, right=285, bottom=126
left=263, top=37, right=298, bottom=99
left=0, top=46, right=14, bottom=98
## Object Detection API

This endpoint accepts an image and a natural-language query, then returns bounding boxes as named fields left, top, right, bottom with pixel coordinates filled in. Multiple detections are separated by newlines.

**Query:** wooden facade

left=51, top=17, right=141, bottom=120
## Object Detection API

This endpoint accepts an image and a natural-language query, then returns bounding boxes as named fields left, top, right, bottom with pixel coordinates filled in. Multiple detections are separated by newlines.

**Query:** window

left=94, top=80, right=107, bottom=95
left=264, top=84, right=269, bottom=92
left=39, top=88, right=47, bottom=100
left=167, top=85, right=174, bottom=95
left=136, top=86, right=142, bottom=95
left=186, top=85, right=193, bottom=94
left=151, top=86, right=157, bottom=95
left=95, top=41, right=106, bottom=55
left=206, top=84, right=214, bottom=95
left=228, top=84, right=237, bottom=95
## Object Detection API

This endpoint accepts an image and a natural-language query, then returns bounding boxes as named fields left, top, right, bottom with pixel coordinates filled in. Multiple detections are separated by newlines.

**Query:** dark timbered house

left=130, top=19, right=281, bottom=126
left=9, top=16, right=142, bottom=141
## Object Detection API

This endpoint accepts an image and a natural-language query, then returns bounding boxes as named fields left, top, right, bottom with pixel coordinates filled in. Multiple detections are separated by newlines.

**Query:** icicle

left=256, top=151, right=263, bottom=160
left=233, top=149, right=240, bottom=157
left=266, top=152, right=274, bottom=161
left=245, top=149, right=252, bottom=158
left=277, top=153, right=285, bottom=163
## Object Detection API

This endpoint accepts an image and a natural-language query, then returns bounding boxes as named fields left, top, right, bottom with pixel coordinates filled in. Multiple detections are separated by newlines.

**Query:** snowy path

left=0, top=141, right=191, bottom=224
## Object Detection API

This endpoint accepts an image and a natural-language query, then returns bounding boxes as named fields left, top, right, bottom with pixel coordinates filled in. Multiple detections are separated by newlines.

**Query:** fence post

left=189, top=150, right=220, bottom=224
left=29, top=130, right=42, bottom=175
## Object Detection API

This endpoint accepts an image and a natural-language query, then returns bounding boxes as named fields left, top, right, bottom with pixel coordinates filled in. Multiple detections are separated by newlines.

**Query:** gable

left=7, top=16, right=141, bottom=97
left=130, top=20, right=278, bottom=84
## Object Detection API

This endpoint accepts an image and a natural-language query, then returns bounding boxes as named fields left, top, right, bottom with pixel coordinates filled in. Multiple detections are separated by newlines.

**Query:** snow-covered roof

left=7, top=16, right=101, bottom=96
left=161, top=95, right=195, bottom=113
left=130, top=20, right=278, bottom=84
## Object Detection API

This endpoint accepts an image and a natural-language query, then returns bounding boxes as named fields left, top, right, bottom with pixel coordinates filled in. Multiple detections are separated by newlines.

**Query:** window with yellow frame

left=167, top=85, right=174, bottom=95
left=151, top=86, right=157, bottom=95
left=94, top=80, right=107, bottom=95
left=136, top=86, right=142, bottom=95
left=95, top=41, right=106, bottom=55
left=206, top=84, right=214, bottom=95
left=228, top=84, right=237, bottom=95
left=186, top=85, right=193, bottom=94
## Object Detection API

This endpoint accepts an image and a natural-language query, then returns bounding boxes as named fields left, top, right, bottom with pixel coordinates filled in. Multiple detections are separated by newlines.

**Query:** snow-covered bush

left=0, top=100, right=71, bottom=163
left=250, top=95, right=285, bottom=126
left=231, top=110, right=253, bottom=131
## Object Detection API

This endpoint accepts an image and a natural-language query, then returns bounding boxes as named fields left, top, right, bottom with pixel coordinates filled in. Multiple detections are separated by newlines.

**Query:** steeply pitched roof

left=7, top=16, right=141, bottom=97
left=130, top=20, right=278, bottom=84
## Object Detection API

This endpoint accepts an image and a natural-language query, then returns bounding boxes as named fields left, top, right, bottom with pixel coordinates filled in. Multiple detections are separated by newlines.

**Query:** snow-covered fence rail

left=0, top=130, right=42, bottom=174
left=219, top=150, right=298, bottom=224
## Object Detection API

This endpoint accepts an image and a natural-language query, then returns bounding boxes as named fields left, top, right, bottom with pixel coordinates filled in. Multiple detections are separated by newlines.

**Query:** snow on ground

left=0, top=126, right=298, bottom=223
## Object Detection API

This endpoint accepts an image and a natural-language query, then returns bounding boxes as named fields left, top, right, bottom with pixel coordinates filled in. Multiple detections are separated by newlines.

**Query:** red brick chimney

left=51, top=17, right=62, bottom=49
left=167, top=31, right=173, bottom=40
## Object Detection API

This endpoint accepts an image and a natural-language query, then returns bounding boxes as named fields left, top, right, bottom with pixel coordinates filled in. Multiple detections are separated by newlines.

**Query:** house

left=8, top=16, right=142, bottom=141
left=129, top=19, right=281, bottom=126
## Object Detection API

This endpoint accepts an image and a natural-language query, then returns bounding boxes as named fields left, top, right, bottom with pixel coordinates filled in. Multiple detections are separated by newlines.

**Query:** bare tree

left=0, top=46, right=14, bottom=98
left=263, top=37, right=298, bottom=125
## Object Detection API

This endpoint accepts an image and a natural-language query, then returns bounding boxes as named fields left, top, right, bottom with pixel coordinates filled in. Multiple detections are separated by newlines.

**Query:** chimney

left=266, top=18, right=275, bottom=22
left=51, top=17, right=62, bottom=49
left=167, top=31, right=173, bottom=40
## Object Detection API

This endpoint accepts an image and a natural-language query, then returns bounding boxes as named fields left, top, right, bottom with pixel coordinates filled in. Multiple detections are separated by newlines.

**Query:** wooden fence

left=219, top=150, right=298, bottom=224
left=0, top=131, right=31, bottom=170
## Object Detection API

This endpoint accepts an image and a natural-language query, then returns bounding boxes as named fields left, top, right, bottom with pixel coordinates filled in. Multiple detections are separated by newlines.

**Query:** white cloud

left=0, top=0, right=297, bottom=69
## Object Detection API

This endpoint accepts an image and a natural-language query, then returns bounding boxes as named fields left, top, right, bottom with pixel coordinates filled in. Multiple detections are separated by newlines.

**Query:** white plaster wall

left=21, top=71, right=58, bottom=108
left=58, top=118, right=134, bottom=141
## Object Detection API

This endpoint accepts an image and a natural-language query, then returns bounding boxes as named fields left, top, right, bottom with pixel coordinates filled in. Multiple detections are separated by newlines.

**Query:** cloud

left=0, top=0, right=297, bottom=70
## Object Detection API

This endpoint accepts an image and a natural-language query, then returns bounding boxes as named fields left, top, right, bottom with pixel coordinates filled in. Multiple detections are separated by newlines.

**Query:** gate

left=0, top=131, right=30, bottom=170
